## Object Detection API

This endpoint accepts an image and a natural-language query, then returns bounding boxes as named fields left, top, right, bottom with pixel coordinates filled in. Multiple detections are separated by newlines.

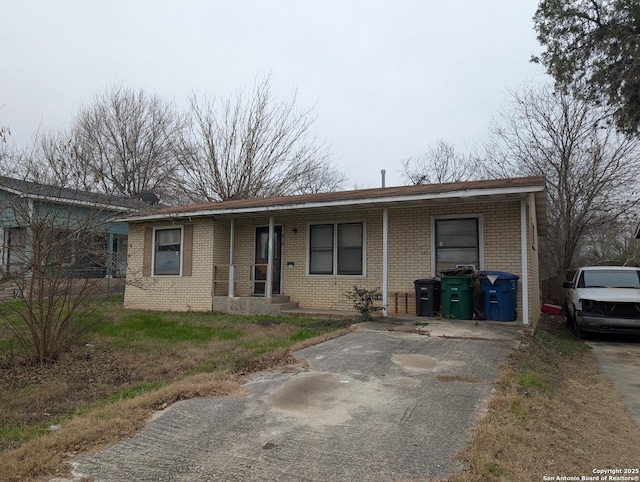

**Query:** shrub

left=345, top=286, right=384, bottom=320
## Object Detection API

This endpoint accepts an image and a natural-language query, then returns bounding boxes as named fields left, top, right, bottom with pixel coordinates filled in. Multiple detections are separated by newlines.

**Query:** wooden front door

left=254, top=226, right=282, bottom=295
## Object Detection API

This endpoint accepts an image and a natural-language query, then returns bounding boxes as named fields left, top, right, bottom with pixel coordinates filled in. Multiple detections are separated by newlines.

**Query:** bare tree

left=401, top=140, right=479, bottom=185
left=176, top=76, right=338, bottom=201
left=71, top=85, right=183, bottom=201
left=486, top=84, right=640, bottom=293
left=0, top=182, right=116, bottom=363
left=0, top=118, right=17, bottom=175
left=578, top=215, right=640, bottom=267
left=292, top=161, right=346, bottom=194
left=16, top=129, right=96, bottom=190
left=0, top=123, right=8, bottom=145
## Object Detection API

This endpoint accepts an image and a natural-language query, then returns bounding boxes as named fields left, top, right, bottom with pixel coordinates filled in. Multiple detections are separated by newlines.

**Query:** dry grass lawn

left=0, top=300, right=354, bottom=481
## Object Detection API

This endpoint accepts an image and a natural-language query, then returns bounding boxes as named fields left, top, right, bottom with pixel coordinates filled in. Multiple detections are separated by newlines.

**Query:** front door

left=254, top=226, right=282, bottom=295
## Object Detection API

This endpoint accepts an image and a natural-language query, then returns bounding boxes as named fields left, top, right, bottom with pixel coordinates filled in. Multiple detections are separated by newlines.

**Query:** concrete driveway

left=587, top=336, right=640, bottom=428
left=72, top=320, right=523, bottom=481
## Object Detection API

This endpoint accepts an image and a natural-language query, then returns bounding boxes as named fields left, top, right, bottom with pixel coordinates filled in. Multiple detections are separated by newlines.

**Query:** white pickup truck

left=562, top=266, right=640, bottom=336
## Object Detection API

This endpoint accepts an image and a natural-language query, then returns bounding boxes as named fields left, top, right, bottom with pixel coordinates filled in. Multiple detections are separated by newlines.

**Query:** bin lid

left=478, top=270, right=519, bottom=281
left=439, top=268, right=475, bottom=277
left=414, top=278, right=440, bottom=284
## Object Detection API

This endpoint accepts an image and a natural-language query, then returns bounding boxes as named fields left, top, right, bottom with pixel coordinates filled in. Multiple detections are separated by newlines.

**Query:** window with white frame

left=154, top=227, right=182, bottom=275
left=434, top=218, right=479, bottom=274
left=309, top=222, right=364, bottom=275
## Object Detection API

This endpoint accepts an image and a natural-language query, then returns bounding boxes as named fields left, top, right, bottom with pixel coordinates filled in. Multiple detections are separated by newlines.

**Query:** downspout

left=228, top=218, right=235, bottom=298
left=382, top=208, right=388, bottom=317
left=520, top=199, right=529, bottom=325
left=266, top=216, right=274, bottom=300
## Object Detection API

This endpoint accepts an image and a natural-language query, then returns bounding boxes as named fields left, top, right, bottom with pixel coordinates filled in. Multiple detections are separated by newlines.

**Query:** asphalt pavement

left=70, top=319, right=524, bottom=481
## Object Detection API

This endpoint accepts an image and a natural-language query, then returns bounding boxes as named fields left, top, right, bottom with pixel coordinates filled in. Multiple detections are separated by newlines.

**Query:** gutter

left=15, top=192, right=140, bottom=212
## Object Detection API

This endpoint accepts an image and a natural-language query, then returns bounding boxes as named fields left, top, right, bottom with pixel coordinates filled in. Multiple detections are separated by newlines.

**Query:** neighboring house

left=122, top=176, right=547, bottom=325
left=0, top=176, right=147, bottom=279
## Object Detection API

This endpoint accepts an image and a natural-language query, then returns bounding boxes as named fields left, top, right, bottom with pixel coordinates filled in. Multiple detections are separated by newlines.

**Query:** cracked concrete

left=70, top=320, right=523, bottom=481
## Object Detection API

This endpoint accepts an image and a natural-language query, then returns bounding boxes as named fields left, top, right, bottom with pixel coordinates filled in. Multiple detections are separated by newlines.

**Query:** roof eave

left=16, top=192, right=140, bottom=212
left=121, top=184, right=547, bottom=223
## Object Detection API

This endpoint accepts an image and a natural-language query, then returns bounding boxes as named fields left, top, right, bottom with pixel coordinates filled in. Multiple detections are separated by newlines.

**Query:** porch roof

left=124, top=176, right=548, bottom=235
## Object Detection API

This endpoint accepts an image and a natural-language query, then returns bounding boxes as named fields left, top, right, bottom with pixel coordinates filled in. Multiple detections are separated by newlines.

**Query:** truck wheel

left=564, top=303, right=573, bottom=327
left=572, top=315, right=585, bottom=339
left=566, top=305, right=584, bottom=338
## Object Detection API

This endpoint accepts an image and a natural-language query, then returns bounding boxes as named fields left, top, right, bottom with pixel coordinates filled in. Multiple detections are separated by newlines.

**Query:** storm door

left=254, top=226, right=282, bottom=295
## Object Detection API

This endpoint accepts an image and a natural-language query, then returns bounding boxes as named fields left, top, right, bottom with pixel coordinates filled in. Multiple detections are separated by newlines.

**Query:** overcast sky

left=1, top=1, right=548, bottom=189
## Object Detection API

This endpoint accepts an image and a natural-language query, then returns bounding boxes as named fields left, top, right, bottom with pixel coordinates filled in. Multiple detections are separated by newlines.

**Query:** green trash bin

left=440, top=275, right=474, bottom=319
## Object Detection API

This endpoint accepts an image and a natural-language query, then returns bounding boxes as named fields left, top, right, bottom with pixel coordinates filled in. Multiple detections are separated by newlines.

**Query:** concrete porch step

left=0, top=281, right=20, bottom=301
left=212, top=295, right=298, bottom=316
left=261, top=294, right=294, bottom=305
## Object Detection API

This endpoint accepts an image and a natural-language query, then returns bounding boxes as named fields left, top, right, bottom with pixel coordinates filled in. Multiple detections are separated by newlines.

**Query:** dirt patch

left=267, top=372, right=390, bottom=427
left=0, top=344, right=136, bottom=431
left=392, top=353, right=438, bottom=370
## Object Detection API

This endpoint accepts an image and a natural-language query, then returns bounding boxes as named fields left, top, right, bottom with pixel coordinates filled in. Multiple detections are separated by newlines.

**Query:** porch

left=212, top=262, right=417, bottom=317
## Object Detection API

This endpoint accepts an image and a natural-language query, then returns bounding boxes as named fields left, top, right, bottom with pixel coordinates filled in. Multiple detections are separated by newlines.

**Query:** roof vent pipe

left=381, top=169, right=386, bottom=188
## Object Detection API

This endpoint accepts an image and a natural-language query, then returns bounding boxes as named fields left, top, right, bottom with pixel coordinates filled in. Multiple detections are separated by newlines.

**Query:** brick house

left=122, top=176, right=547, bottom=325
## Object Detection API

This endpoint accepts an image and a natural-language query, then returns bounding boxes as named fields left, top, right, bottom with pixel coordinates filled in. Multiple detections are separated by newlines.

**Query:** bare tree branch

left=401, top=140, right=480, bottom=185
left=486, top=84, right=640, bottom=284
left=0, top=178, right=121, bottom=363
left=175, top=75, right=339, bottom=201
left=70, top=85, right=183, bottom=202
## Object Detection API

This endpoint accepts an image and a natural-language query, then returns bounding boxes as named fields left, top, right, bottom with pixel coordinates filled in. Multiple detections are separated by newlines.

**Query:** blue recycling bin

left=478, top=271, right=519, bottom=321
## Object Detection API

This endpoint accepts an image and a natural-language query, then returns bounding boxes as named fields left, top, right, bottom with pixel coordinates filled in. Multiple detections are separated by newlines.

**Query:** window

left=434, top=218, right=479, bottom=274
left=5, top=227, right=27, bottom=271
left=143, top=225, right=192, bottom=278
left=112, top=234, right=128, bottom=278
left=309, top=222, right=364, bottom=275
left=309, top=224, right=334, bottom=274
left=579, top=269, right=640, bottom=289
left=154, top=228, right=182, bottom=275
left=337, top=223, right=363, bottom=275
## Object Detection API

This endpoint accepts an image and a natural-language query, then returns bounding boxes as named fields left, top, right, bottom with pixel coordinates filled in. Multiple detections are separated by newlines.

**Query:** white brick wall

left=124, top=219, right=216, bottom=312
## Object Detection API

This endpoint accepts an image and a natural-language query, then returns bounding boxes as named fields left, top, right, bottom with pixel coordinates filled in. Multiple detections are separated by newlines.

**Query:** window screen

left=435, top=218, right=478, bottom=273
left=309, top=222, right=364, bottom=276
left=337, top=223, right=363, bottom=275
left=154, top=228, right=181, bottom=275
left=309, top=224, right=333, bottom=274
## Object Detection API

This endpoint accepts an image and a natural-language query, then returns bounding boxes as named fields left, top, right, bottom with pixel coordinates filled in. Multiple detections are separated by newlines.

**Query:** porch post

left=266, top=216, right=274, bottom=300
left=106, top=232, right=114, bottom=278
left=520, top=199, right=529, bottom=324
left=228, top=218, right=235, bottom=297
left=382, top=208, right=388, bottom=317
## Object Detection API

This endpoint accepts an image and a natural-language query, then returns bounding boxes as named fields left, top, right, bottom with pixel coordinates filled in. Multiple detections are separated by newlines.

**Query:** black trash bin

left=413, top=279, right=441, bottom=316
